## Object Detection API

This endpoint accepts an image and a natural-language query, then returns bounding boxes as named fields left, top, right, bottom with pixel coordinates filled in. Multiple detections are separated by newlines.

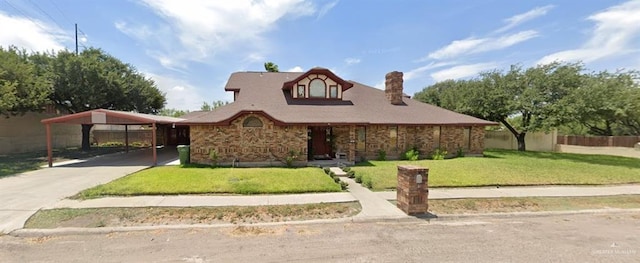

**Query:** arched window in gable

left=309, top=79, right=326, bottom=98
left=243, top=116, right=263, bottom=127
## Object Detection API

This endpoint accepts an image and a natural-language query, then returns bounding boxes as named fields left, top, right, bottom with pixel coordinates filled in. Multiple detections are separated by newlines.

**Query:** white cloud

left=427, top=30, right=538, bottom=60
left=143, top=72, right=206, bottom=111
left=0, top=12, right=68, bottom=51
left=287, top=66, right=304, bottom=72
left=373, top=79, right=385, bottom=90
left=430, top=62, right=498, bottom=82
left=538, top=0, right=640, bottom=65
left=115, top=21, right=153, bottom=40
left=496, top=5, right=555, bottom=33
left=427, top=38, right=487, bottom=60
left=317, top=0, right=339, bottom=19
left=404, top=61, right=459, bottom=80
left=122, top=0, right=316, bottom=70
left=344, top=57, right=361, bottom=65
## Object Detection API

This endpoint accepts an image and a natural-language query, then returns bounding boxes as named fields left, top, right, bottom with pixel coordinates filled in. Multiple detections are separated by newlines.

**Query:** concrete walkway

left=340, top=178, right=407, bottom=219
left=0, top=147, right=178, bottom=234
left=376, top=185, right=640, bottom=200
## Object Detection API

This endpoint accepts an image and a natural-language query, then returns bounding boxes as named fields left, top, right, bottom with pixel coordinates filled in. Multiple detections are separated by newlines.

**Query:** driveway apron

left=0, top=148, right=177, bottom=233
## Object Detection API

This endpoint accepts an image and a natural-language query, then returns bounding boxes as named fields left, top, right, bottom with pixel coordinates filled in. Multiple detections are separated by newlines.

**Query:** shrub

left=329, top=171, right=336, bottom=178
left=130, top=142, right=147, bottom=147
left=431, top=148, right=447, bottom=160
left=456, top=147, right=465, bottom=158
left=340, top=181, right=348, bottom=190
left=347, top=170, right=355, bottom=178
left=285, top=150, right=299, bottom=167
left=333, top=177, right=341, bottom=183
left=377, top=149, right=386, bottom=161
left=355, top=173, right=363, bottom=183
left=98, top=141, right=124, bottom=147
left=341, top=167, right=351, bottom=172
left=404, top=148, right=420, bottom=161
left=209, top=150, right=219, bottom=167
left=362, top=177, right=373, bottom=189
left=323, top=167, right=331, bottom=174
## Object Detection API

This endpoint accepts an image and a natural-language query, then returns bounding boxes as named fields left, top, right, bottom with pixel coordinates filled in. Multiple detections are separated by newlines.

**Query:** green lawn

left=76, top=166, right=342, bottom=199
left=353, top=149, right=640, bottom=191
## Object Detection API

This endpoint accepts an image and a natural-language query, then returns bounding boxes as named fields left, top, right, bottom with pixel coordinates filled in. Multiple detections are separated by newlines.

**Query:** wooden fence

left=557, top=135, right=640, bottom=148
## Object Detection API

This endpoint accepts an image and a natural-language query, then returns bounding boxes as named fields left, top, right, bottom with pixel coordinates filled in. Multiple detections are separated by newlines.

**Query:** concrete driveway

left=0, top=147, right=178, bottom=233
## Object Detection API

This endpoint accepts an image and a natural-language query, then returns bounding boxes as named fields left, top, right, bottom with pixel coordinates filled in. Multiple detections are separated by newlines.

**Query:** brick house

left=181, top=67, right=495, bottom=166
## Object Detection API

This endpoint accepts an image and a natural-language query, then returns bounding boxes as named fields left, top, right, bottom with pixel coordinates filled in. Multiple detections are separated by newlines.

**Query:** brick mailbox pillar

left=396, top=165, right=429, bottom=215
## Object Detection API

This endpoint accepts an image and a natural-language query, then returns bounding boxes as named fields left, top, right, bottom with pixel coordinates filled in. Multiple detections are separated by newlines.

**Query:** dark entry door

left=168, top=126, right=190, bottom=145
left=311, top=127, right=332, bottom=158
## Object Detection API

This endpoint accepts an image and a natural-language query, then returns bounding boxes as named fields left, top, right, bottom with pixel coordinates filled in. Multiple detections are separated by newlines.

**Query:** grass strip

left=25, top=202, right=361, bottom=228
left=428, top=195, right=640, bottom=214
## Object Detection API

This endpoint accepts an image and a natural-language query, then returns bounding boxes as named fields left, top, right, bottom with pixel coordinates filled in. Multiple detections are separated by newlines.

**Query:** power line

left=25, top=0, right=65, bottom=30
left=1, top=0, right=50, bottom=32
left=47, top=0, right=72, bottom=26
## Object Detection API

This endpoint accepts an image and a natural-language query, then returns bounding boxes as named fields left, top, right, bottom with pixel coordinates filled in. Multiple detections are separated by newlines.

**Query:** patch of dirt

left=428, top=195, right=640, bottom=214
left=225, top=226, right=286, bottom=237
left=26, top=236, right=59, bottom=244
left=26, top=202, right=361, bottom=229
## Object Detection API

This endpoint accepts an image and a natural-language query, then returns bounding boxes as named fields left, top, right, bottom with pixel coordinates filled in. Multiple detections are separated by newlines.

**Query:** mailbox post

left=396, top=165, right=429, bottom=215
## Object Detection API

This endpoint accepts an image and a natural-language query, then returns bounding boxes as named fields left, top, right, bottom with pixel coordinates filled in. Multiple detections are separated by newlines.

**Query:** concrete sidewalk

left=376, top=184, right=640, bottom=200
left=51, top=193, right=356, bottom=209
left=51, top=184, right=640, bottom=211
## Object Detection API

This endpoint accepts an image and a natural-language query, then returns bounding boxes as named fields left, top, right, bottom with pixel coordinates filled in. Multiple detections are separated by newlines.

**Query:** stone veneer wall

left=190, top=114, right=307, bottom=165
left=332, top=126, right=351, bottom=154
left=190, top=118, right=486, bottom=164
left=469, top=126, right=485, bottom=154
left=332, top=125, right=486, bottom=161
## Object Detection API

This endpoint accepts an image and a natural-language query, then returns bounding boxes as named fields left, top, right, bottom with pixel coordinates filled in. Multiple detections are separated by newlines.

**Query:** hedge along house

left=181, top=68, right=496, bottom=166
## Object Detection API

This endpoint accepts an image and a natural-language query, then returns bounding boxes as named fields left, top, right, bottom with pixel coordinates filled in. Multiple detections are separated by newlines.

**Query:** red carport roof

left=41, top=109, right=184, bottom=125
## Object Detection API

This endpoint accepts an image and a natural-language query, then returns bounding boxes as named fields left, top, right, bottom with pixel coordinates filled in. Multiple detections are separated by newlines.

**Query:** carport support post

left=46, top=123, right=53, bottom=167
left=152, top=123, right=157, bottom=166
left=125, top=125, right=129, bottom=153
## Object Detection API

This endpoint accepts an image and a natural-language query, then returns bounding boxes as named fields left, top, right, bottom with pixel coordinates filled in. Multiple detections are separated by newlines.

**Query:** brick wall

left=189, top=113, right=307, bottom=165
left=469, top=126, right=485, bottom=154
left=332, top=126, right=350, bottom=154
left=335, top=125, right=486, bottom=161
left=190, top=119, right=487, bottom=164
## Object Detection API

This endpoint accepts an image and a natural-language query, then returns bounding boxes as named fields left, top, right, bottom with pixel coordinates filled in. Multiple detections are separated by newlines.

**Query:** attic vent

left=243, top=117, right=263, bottom=127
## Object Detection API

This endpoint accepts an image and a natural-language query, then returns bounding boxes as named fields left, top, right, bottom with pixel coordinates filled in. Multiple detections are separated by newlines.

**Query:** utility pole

left=75, top=23, right=78, bottom=55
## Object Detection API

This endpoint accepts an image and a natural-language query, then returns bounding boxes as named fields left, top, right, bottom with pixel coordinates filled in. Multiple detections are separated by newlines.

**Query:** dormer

left=283, top=67, right=354, bottom=100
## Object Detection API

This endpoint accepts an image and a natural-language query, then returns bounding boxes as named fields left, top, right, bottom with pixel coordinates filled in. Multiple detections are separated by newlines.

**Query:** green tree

left=43, top=48, right=166, bottom=150
left=264, top=62, right=279, bottom=72
left=416, top=62, right=584, bottom=151
left=159, top=108, right=189, bottom=117
left=0, top=46, right=53, bottom=117
left=564, top=70, right=640, bottom=135
left=201, top=100, right=229, bottom=111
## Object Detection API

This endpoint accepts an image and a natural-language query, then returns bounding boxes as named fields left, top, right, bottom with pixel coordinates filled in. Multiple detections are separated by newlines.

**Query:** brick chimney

left=385, top=71, right=404, bottom=105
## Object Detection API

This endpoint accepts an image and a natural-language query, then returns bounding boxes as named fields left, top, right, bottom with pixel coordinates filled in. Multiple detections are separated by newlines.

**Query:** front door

left=310, top=127, right=332, bottom=159
left=167, top=126, right=190, bottom=145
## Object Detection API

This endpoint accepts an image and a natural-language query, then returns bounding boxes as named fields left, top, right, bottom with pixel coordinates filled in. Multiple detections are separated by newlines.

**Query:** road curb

left=10, top=208, right=640, bottom=237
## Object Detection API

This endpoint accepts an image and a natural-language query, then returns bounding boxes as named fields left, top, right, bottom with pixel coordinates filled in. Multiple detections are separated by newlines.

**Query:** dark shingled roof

left=182, top=70, right=496, bottom=126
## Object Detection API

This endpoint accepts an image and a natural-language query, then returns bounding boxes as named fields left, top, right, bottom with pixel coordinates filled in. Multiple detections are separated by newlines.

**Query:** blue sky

left=1, top=0, right=639, bottom=111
